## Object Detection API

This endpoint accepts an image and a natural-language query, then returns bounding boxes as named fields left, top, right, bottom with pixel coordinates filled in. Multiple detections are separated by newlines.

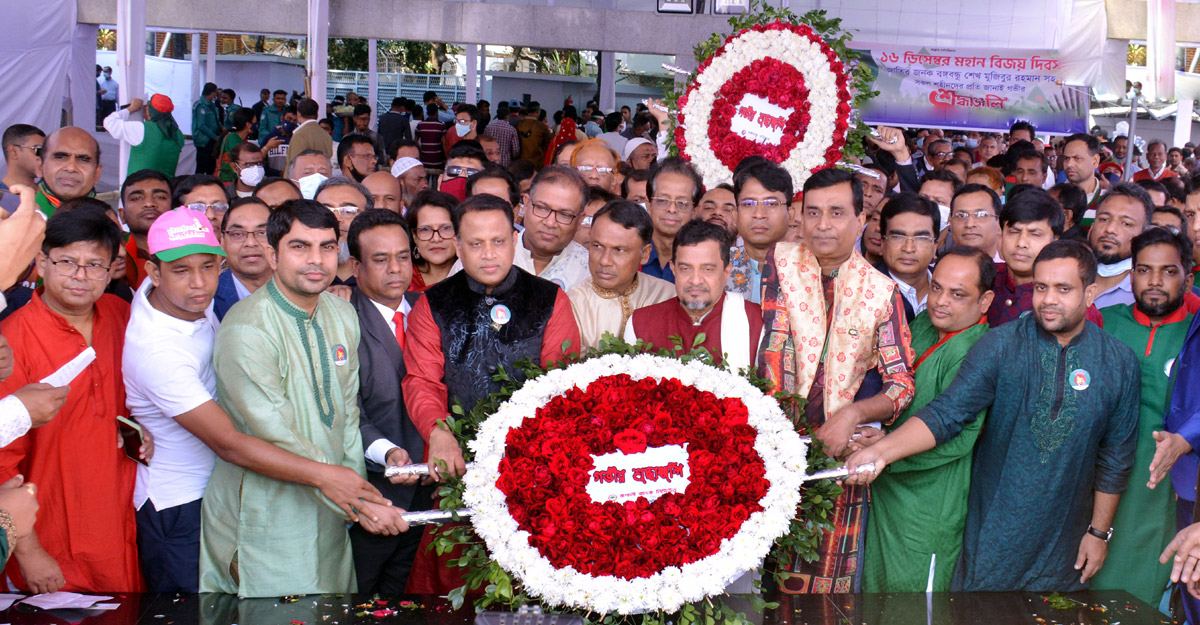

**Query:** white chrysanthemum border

left=463, top=354, right=808, bottom=615
left=679, top=27, right=847, bottom=191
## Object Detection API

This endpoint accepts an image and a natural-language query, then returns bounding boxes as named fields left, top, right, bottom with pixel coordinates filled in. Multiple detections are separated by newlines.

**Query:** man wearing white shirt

left=124, top=207, right=388, bottom=592
left=880, top=193, right=940, bottom=322
left=345, top=209, right=427, bottom=594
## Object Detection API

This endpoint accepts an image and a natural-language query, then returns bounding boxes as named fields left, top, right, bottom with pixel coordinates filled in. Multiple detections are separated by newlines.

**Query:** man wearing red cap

left=102, top=95, right=185, bottom=177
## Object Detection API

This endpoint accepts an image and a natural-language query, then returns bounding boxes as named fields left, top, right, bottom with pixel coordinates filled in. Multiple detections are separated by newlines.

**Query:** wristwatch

left=1086, top=525, right=1113, bottom=543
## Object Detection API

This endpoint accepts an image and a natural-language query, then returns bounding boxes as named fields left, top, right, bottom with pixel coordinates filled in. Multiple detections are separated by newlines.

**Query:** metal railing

left=326, top=70, right=466, bottom=109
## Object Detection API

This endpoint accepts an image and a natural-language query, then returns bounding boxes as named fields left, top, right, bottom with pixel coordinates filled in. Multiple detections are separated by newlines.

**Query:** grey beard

left=339, top=240, right=351, bottom=265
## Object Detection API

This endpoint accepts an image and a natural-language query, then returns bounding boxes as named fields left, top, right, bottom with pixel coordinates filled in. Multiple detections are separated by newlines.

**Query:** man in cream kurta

left=566, top=200, right=675, bottom=349
left=570, top=273, right=673, bottom=350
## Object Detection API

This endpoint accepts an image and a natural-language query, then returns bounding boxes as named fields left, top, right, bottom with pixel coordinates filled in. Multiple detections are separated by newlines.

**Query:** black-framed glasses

left=529, top=202, right=579, bottom=225
left=47, top=258, right=110, bottom=280
left=414, top=224, right=455, bottom=241
left=222, top=229, right=268, bottom=242
left=446, top=165, right=481, bottom=179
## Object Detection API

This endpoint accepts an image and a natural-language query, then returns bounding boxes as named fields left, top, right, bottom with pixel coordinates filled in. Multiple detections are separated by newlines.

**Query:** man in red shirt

left=1134, top=140, right=1179, bottom=183
left=0, top=206, right=146, bottom=592
left=402, top=193, right=579, bottom=593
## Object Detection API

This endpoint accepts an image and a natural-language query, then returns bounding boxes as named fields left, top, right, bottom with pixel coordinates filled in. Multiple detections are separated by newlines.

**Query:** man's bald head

left=41, top=126, right=102, bottom=201
left=362, top=171, right=402, bottom=213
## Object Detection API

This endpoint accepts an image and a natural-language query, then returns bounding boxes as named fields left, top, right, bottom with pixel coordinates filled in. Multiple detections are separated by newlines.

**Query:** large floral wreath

left=463, top=354, right=806, bottom=614
left=433, top=338, right=843, bottom=625
left=666, top=3, right=876, bottom=191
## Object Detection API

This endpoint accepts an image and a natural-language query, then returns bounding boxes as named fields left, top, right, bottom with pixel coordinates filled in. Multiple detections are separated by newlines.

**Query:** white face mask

left=238, top=164, right=265, bottom=187
left=297, top=173, right=328, bottom=200
left=617, top=123, right=626, bottom=134
left=455, top=122, right=473, bottom=137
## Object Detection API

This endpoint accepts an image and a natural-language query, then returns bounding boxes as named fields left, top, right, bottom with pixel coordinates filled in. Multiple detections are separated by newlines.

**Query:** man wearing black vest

left=402, top=193, right=580, bottom=593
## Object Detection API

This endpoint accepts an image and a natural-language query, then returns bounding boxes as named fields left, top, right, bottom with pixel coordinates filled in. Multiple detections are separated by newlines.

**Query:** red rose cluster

left=495, top=374, right=770, bottom=580
left=706, top=58, right=812, bottom=170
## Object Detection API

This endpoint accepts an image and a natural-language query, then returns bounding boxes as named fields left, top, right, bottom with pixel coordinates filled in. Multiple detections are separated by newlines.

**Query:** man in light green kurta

left=863, top=248, right=993, bottom=592
left=200, top=200, right=409, bottom=597
left=1092, top=229, right=1194, bottom=604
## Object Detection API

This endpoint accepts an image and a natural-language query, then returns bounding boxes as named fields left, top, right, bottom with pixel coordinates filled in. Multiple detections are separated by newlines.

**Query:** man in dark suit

left=214, top=197, right=273, bottom=320
left=346, top=208, right=429, bottom=593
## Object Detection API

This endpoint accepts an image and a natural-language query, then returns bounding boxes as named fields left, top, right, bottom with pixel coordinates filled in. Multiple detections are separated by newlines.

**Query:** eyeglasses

left=235, top=161, right=264, bottom=167
left=576, top=165, right=614, bottom=175
left=223, top=229, right=268, bottom=242
left=47, top=258, right=110, bottom=280
left=931, top=151, right=953, bottom=158
left=414, top=224, right=455, bottom=240
left=446, top=165, right=481, bottom=179
left=348, top=152, right=377, bottom=162
left=326, top=205, right=361, bottom=218
left=650, top=197, right=695, bottom=212
left=737, top=198, right=785, bottom=211
left=951, top=210, right=996, bottom=221
left=529, top=202, right=579, bottom=225
left=13, top=144, right=41, bottom=156
left=184, top=202, right=230, bottom=215
left=884, top=233, right=936, bottom=246
left=580, top=215, right=594, bottom=228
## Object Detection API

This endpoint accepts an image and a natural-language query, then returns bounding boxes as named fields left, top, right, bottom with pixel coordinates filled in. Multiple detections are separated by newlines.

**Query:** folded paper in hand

left=39, top=347, right=95, bottom=387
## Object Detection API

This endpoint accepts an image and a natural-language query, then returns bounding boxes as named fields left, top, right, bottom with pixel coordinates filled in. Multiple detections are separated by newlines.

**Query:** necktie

left=393, top=310, right=405, bottom=350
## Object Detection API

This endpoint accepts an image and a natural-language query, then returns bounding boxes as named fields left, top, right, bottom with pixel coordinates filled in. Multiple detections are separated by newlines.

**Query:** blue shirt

left=641, top=242, right=675, bottom=283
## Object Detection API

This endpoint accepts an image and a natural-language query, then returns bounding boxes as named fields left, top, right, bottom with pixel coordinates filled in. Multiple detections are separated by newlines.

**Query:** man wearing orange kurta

left=758, top=166, right=915, bottom=594
left=0, top=206, right=143, bottom=592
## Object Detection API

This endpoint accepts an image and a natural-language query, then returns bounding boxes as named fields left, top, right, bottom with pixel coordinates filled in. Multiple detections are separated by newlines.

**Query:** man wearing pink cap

left=124, top=207, right=393, bottom=592
left=102, top=94, right=185, bottom=177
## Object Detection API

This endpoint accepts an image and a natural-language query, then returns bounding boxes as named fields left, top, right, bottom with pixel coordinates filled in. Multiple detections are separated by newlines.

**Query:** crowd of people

left=5, top=83, right=1200, bottom=612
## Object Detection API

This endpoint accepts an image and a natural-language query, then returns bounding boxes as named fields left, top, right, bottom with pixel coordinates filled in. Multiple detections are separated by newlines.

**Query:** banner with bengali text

left=850, top=43, right=1088, bottom=135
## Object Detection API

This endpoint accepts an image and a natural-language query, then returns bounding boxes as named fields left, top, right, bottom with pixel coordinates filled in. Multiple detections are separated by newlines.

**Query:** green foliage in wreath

left=662, top=0, right=878, bottom=162
left=429, top=331, right=843, bottom=625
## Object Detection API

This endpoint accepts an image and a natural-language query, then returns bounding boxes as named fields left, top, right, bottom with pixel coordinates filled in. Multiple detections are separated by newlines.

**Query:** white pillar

left=1146, top=0, right=1175, bottom=101
left=190, top=33, right=202, bottom=103
left=466, top=44, right=479, bottom=104
left=599, top=51, right=616, bottom=112
left=480, top=45, right=488, bottom=104
left=115, top=0, right=146, bottom=188
left=308, top=0, right=330, bottom=118
left=1176, top=98, right=1195, bottom=149
left=206, top=30, right=217, bottom=86
left=368, top=38, right=379, bottom=130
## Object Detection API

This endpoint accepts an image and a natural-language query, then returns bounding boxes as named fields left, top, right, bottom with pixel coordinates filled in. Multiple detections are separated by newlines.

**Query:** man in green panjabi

left=200, top=200, right=410, bottom=597
left=845, top=240, right=1139, bottom=592
left=862, top=247, right=993, bottom=592
left=1091, top=227, right=1194, bottom=603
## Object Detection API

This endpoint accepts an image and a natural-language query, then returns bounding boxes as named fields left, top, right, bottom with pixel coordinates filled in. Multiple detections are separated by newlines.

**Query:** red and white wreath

left=675, top=22, right=852, bottom=191
left=463, top=354, right=807, bottom=615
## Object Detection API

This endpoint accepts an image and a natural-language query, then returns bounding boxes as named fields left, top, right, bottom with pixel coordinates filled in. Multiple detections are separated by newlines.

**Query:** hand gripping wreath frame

left=674, top=22, right=853, bottom=193
left=391, top=354, right=875, bottom=615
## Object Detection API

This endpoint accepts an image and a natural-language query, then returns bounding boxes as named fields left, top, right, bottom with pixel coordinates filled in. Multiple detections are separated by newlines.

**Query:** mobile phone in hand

left=117, top=416, right=149, bottom=466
